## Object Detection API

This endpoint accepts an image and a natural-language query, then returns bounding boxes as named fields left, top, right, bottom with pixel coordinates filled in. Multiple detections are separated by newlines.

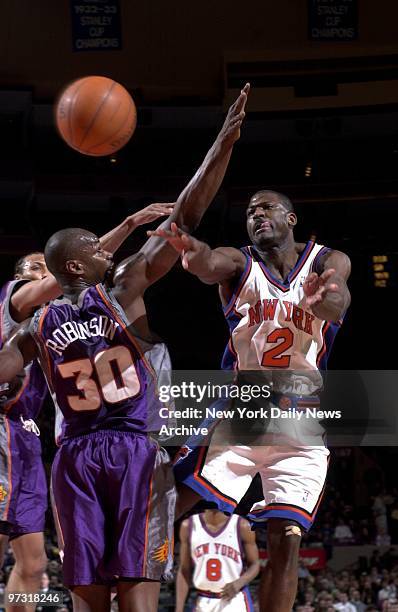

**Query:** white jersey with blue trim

left=222, top=241, right=341, bottom=395
left=190, top=514, right=244, bottom=592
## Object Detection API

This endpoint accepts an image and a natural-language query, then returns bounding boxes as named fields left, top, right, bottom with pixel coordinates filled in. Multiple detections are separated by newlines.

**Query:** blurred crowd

left=294, top=548, right=398, bottom=611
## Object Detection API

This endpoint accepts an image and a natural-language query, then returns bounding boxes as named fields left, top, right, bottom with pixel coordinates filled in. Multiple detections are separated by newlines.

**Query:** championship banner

left=308, top=0, right=358, bottom=41
left=260, top=548, right=327, bottom=570
left=70, top=0, right=122, bottom=51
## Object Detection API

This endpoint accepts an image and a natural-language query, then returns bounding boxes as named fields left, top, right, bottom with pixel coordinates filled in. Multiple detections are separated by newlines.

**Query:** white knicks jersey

left=190, top=514, right=244, bottom=592
left=221, top=242, right=342, bottom=394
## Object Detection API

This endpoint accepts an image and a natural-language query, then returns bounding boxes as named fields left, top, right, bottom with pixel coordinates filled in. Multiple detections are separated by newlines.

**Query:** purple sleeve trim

left=312, top=247, right=331, bottom=275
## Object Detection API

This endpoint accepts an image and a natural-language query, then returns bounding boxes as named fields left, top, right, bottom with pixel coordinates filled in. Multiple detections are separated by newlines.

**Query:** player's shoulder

left=30, top=303, right=50, bottom=334
left=0, top=279, right=28, bottom=301
left=314, top=246, right=351, bottom=276
left=237, top=515, right=251, bottom=530
left=237, top=515, right=254, bottom=538
left=179, top=517, right=192, bottom=539
left=215, top=246, right=246, bottom=257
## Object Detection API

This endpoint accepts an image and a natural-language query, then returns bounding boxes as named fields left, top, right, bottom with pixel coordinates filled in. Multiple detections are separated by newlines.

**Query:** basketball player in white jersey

left=149, top=189, right=351, bottom=612
left=176, top=509, right=259, bottom=611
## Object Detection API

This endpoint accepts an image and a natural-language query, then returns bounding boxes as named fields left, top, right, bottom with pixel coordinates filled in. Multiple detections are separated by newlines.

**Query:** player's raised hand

left=217, top=83, right=250, bottom=148
left=147, top=222, right=199, bottom=269
left=303, top=268, right=340, bottom=307
left=129, top=202, right=175, bottom=227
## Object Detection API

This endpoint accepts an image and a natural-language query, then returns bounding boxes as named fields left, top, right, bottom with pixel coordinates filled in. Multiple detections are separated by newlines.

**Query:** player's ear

left=65, top=259, right=84, bottom=275
left=287, top=212, right=297, bottom=228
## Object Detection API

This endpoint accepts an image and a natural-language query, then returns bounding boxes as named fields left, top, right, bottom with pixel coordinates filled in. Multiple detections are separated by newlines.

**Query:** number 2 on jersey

left=261, top=328, right=293, bottom=368
left=57, top=345, right=140, bottom=411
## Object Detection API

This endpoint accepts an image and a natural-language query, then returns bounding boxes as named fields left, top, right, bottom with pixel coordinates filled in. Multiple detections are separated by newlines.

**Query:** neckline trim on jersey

left=249, top=241, right=316, bottom=292
left=199, top=513, right=233, bottom=538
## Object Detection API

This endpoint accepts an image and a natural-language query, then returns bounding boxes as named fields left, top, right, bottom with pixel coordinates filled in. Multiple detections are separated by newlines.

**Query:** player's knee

left=17, top=551, right=48, bottom=580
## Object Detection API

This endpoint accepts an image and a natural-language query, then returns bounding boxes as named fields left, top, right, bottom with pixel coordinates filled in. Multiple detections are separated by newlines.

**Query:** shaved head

left=250, top=190, right=294, bottom=212
left=44, top=228, right=114, bottom=289
left=44, top=228, right=98, bottom=276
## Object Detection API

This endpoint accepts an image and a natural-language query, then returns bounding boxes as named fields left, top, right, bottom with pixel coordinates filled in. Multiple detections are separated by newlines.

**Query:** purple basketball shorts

left=51, top=430, right=176, bottom=586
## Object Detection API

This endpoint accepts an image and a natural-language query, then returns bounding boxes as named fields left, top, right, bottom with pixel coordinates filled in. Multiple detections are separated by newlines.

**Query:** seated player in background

left=176, top=507, right=259, bottom=612
left=0, top=85, right=249, bottom=612
left=0, top=202, right=174, bottom=612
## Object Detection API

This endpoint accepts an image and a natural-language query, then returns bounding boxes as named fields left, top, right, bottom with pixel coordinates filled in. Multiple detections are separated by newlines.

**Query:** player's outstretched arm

left=10, top=203, right=175, bottom=322
left=146, top=222, right=246, bottom=285
left=175, top=519, right=193, bottom=612
left=99, top=202, right=175, bottom=253
left=169, top=84, right=249, bottom=233
left=303, top=249, right=351, bottom=322
left=221, top=518, right=260, bottom=600
left=113, top=84, right=250, bottom=297
left=0, top=321, right=37, bottom=384
left=11, top=276, right=64, bottom=323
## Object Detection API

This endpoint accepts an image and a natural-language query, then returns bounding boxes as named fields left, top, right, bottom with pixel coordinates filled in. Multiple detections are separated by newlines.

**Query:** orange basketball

left=55, top=76, right=137, bottom=156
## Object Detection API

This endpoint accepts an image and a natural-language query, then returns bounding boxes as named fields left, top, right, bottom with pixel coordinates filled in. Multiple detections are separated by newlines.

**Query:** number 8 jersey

left=31, top=283, right=160, bottom=442
left=190, top=514, right=244, bottom=592
left=222, top=242, right=342, bottom=392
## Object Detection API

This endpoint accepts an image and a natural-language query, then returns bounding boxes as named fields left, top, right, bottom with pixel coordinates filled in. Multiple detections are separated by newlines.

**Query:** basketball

left=55, top=76, right=137, bottom=156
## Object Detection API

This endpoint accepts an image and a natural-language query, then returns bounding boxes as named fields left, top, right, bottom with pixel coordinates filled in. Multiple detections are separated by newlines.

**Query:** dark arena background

left=1, top=1, right=398, bottom=610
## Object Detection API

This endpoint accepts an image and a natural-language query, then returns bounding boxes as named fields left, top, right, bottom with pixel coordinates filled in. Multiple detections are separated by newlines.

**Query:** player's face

left=80, top=236, right=114, bottom=284
left=246, top=192, right=296, bottom=249
left=15, top=253, right=49, bottom=280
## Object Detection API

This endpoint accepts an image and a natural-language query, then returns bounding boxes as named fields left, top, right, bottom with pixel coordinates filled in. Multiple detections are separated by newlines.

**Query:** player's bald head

left=44, top=228, right=99, bottom=275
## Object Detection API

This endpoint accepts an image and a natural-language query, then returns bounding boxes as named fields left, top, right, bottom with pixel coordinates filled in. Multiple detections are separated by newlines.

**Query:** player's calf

left=258, top=518, right=302, bottom=612
left=5, top=532, right=47, bottom=612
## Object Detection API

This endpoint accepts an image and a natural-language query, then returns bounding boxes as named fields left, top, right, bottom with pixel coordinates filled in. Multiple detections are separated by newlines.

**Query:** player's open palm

left=303, top=268, right=339, bottom=307
left=131, top=202, right=175, bottom=226
left=218, top=83, right=250, bottom=147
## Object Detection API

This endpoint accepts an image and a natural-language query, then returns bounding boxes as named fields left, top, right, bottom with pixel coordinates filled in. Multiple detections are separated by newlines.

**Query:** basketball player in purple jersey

left=0, top=85, right=249, bottom=612
left=150, top=190, right=351, bottom=612
left=0, top=203, right=177, bottom=612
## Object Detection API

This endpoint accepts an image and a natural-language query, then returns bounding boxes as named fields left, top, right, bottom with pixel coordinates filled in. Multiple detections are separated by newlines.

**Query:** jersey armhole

left=311, top=247, right=331, bottom=275
left=222, top=247, right=252, bottom=317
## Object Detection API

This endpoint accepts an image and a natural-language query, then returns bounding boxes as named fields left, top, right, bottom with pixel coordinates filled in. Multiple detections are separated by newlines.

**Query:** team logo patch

left=0, top=485, right=7, bottom=502
left=173, top=445, right=193, bottom=465
left=152, top=538, right=169, bottom=563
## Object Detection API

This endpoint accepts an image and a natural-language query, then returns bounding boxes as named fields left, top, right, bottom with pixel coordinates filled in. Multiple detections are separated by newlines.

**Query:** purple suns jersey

left=0, top=280, right=47, bottom=421
left=30, top=284, right=162, bottom=442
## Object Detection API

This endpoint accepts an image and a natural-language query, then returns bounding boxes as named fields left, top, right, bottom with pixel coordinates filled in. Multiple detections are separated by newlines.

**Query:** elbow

left=331, top=294, right=351, bottom=323
left=173, top=198, right=205, bottom=233
left=177, top=213, right=202, bottom=234
left=252, top=560, right=261, bottom=579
